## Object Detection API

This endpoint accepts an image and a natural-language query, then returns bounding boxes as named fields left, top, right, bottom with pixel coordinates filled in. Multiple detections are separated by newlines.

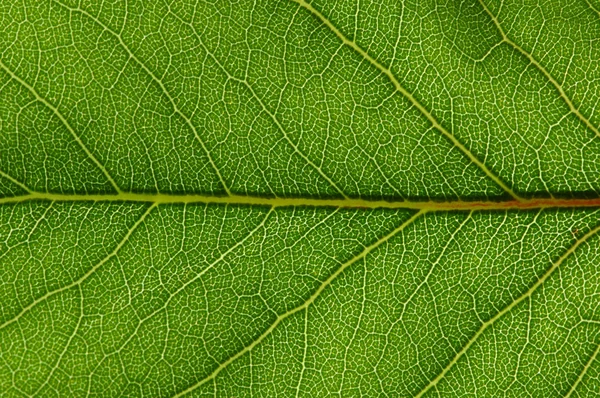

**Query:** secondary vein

left=170, top=210, right=425, bottom=397
left=413, top=220, right=600, bottom=397
left=0, top=203, right=156, bottom=331
left=165, top=8, right=350, bottom=199
left=291, top=0, right=522, bottom=201
left=52, top=0, right=232, bottom=196
left=0, top=59, right=122, bottom=194
left=564, top=341, right=600, bottom=397
left=478, top=0, right=600, bottom=140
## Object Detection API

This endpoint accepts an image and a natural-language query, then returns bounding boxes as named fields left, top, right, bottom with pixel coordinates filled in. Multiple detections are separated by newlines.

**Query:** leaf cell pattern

left=1, top=0, right=600, bottom=397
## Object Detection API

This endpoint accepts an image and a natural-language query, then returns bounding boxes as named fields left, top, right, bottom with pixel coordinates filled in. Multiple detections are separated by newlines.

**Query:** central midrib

left=3, top=192, right=600, bottom=211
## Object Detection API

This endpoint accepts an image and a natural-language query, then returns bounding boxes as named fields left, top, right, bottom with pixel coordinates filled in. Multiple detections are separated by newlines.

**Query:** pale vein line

left=414, top=221, right=600, bottom=397
left=31, top=285, right=84, bottom=396
left=165, top=10, right=349, bottom=199
left=584, top=0, right=600, bottom=16
left=0, top=201, right=54, bottom=264
left=171, top=210, right=424, bottom=397
left=52, top=0, right=232, bottom=196
left=90, top=206, right=275, bottom=372
left=564, top=341, right=600, bottom=398
left=0, top=60, right=122, bottom=194
left=91, top=206, right=342, bottom=380
left=0, top=169, right=32, bottom=193
left=478, top=0, right=600, bottom=140
left=291, top=0, right=521, bottom=201
left=0, top=203, right=155, bottom=331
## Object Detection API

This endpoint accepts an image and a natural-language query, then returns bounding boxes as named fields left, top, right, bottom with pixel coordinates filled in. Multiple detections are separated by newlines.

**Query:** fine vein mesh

left=0, top=0, right=600, bottom=397
left=308, top=0, right=600, bottom=197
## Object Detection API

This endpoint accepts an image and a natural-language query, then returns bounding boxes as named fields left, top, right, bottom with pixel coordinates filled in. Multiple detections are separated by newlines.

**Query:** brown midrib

left=2, top=192, right=600, bottom=211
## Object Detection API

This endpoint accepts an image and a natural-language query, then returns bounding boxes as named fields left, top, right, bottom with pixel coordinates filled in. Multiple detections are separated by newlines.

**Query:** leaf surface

left=1, top=0, right=600, bottom=396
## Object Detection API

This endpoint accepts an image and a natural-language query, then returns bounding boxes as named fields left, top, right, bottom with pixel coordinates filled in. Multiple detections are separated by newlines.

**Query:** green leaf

left=1, top=0, right=599, bottom=396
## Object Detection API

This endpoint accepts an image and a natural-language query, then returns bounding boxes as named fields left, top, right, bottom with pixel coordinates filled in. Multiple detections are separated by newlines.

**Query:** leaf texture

left=0, top=0, right=600, bottom=397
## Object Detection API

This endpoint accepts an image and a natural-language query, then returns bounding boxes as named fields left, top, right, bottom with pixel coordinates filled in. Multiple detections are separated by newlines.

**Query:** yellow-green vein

left=413, top=220, right=600, bottom=397
left=171, top=210, right=424, bottom=397
left=0, top=203, right=155, bottom=331
left=565, top=341, right=600, bottom=398
left=52, top=0, right=232, bottom=196
left=478, top=0, right=600, bottom=140
left=291, top=0, right=521, bottom=201
left=0, top=59, right=122, bottom=194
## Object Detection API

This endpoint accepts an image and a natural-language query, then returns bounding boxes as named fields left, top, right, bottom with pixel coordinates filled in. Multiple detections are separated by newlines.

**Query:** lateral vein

left=478, top=0, right=600, bottom=140
left=0, top=203, right=155, bottom=331
left=413, top=221, right=600, bottom=397
left=291, top=0, right=521, bottom=201
left=166, top=10, right=350, bottom=199
left=0, top=170, right=32, bottom=193
left=564, top=341, right=600, bottom=398
left=0, top=59, right=122, bottom=194
left=52, top=0, right=232, bottom=196
left=170, top=210, right=425, bottom=397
